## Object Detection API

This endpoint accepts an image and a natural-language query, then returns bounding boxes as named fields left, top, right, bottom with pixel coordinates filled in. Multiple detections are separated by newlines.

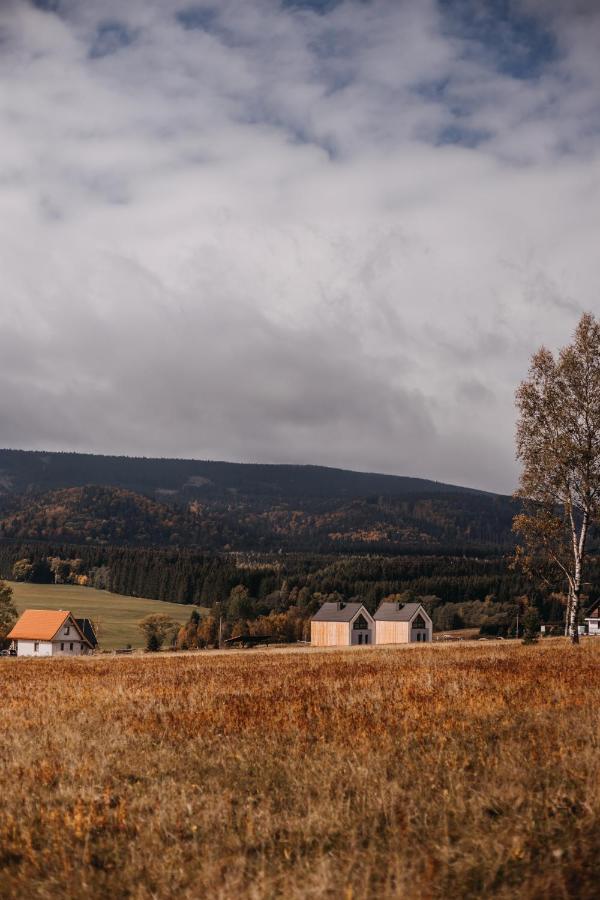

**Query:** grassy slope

left=10, top=582, right=197, bottom=649
left=0, top=640, right=599, bottom=899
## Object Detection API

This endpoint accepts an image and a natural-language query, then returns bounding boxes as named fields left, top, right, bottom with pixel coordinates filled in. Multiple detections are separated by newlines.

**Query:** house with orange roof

left=7, top=609, right=95, bottom=657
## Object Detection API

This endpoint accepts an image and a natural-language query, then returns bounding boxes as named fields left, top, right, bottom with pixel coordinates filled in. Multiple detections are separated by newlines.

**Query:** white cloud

left=0, top=0, right=599, bottom=493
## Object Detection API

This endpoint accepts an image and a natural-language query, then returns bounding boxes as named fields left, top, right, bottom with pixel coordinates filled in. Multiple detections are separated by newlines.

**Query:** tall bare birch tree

left=514, top=313, right=600, bottom=644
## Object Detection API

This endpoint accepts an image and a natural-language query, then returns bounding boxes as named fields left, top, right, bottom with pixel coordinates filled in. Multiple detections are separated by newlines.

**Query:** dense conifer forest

left=1, top=540, right=596, bottom=636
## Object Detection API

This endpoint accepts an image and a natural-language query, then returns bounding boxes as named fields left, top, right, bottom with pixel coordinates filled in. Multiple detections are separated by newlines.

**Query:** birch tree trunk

left=569, top=584, right=580, bottom=644
left=564, top=589, right=572, bottom=637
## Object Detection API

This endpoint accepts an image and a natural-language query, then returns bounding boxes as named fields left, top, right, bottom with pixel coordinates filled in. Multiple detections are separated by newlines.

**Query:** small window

left=64, top=626, right=70, bottom=636
left=34, top=642, right=39, bottom=652
left=61, top=643, right=64, bottom=651
left=69, top=643, right=74, bottom=651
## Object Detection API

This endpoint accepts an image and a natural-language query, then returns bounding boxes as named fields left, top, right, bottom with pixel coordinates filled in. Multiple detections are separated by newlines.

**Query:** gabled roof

left=311, top=602, right=370, bottom=623
left=8, top=609, right=71, bottom=641
left=7, top=609, right=92, bottom=646
left=374, top=602, right=427, bottom=622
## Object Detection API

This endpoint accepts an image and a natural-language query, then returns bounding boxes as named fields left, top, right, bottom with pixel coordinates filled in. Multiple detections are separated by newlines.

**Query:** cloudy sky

left=1, top=0, right=599, bottom=493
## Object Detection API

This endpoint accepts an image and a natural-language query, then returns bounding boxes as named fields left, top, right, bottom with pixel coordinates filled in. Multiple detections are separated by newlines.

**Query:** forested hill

left=0, top=449, right=517, bottom=553
left=0, top=449, right=485, bottom=500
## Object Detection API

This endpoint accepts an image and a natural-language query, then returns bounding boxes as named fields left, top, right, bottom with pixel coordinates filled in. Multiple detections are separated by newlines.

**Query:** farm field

left=1, top=641, right=599, bottom=899
left=9, top=582, right=197, bottom=649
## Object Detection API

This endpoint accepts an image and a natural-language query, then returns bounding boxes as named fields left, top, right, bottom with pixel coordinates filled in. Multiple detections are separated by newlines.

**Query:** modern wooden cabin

left=311, top=602, right=374, bottom=647
left=374, top=601, right=433, bottom=644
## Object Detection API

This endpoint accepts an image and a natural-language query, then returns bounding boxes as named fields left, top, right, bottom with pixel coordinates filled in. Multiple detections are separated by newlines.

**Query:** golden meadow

left=1, top=640, right=599, bottom=899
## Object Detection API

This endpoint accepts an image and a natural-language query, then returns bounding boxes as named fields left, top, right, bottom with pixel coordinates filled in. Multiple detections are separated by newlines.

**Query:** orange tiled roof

left=7, top=609, right=72, bottom=641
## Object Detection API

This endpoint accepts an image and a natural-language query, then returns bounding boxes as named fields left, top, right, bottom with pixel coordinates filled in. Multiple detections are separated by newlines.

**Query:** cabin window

left=353, top=615, right=368, bottom=630
left=60, top=643, right=64, bottom=651
left=64, top=626, right=70, bottom=636
left=412, top=615, right=426, bottom=630
left=364, top=634, right=369, bottom=644
left=34, top=642, right=39, bottom=652
left=70, top=643, right=74, bottom=651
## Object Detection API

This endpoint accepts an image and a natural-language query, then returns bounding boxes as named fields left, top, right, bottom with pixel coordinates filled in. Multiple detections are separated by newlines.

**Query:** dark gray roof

left=373, top=602, right=425, bottom=622
left=75, top=618, right=98, bottom=648
left=311, top=602, right=368, bottom=623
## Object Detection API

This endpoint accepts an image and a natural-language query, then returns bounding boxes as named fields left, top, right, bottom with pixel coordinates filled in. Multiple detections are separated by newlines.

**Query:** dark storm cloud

left=1, top=0, right=599, bottom=492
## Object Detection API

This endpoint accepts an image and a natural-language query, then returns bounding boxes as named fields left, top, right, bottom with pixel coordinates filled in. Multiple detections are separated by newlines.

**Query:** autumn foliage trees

left=514, top=313, right=600, bottom=642
left=0, top=580, right=17, bottom=648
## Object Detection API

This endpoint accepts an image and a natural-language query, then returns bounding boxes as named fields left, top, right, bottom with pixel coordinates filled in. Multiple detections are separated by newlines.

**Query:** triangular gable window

left=412, top=614, right=426, bottom=629
left=353, top=614, right=369, bottom=630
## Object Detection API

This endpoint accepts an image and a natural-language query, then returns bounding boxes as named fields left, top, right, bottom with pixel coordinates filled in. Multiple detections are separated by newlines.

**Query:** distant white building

left=585, top=603, right=600, bottom=636
left=8, top=609, right=95, bottom=657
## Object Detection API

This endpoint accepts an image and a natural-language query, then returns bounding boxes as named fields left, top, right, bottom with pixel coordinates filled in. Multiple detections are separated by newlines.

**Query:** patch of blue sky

left=31, top=0, right=61, bottom=11
left=436, top=123, right=491, bottom=148
left=175, top=6, right=218, bottom=32
left=89, top=21, right=136, bottom=59
left=439, top=0, right=559, bottom=79
left=175, top=7, right=243, bottom=47
left=281, top=0, right=345, bottom=13
left=412, top=78, right=451, bottom=102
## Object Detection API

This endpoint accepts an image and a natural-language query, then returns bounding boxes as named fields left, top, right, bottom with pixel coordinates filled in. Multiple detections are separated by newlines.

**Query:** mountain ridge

left=0, top=448, right=499, bottom=500
left=0, top=450, right=516, bottom=553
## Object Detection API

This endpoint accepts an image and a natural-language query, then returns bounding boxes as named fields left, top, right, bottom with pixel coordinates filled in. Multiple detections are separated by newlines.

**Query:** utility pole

left=218, top=614, right=223, bottom=649
left=516, top=611, right=519, bottom=640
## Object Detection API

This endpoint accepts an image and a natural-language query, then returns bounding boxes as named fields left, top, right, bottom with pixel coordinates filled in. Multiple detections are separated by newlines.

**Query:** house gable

left=349, top=606, right=374, bottom=629
left=408, top=607, right=433, bottom=629
left=50, top=613, right=91, bottom=647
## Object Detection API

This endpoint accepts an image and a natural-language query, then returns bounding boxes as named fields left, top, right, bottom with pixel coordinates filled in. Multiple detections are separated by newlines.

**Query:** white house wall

left=53, top=641, right=86, bottom=656
left=16, top=641, right=53, bottom=657
left=16, top=640, right=89, bottom=657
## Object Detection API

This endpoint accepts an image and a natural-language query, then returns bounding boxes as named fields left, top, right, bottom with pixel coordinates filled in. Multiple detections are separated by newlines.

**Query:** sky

left=1, top=0, right=599, bottom=494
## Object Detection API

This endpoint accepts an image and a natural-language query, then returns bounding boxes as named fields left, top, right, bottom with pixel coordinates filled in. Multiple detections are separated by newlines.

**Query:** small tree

left=522, top=607, right=541, bottom=644
left=138, top=614, right=179, bottom=652
left=12, top=559, right=34, bottom=582
left=0, top=581, right=18, bottom=648
left=198, top=615, right=219, bottom=647
left=226, top=585, right=254, bottom=622
left=514, top=313, right=600, bottom=644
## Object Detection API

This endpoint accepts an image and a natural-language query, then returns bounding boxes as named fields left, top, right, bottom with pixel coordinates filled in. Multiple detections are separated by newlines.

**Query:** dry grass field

left=1, top=640, right=599, bottom=899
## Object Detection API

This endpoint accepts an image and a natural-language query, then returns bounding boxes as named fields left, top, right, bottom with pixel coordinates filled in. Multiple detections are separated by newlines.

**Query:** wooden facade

left=311, top=620, right=352, bottom=647
left=374, top=620, right=411, bottom=645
